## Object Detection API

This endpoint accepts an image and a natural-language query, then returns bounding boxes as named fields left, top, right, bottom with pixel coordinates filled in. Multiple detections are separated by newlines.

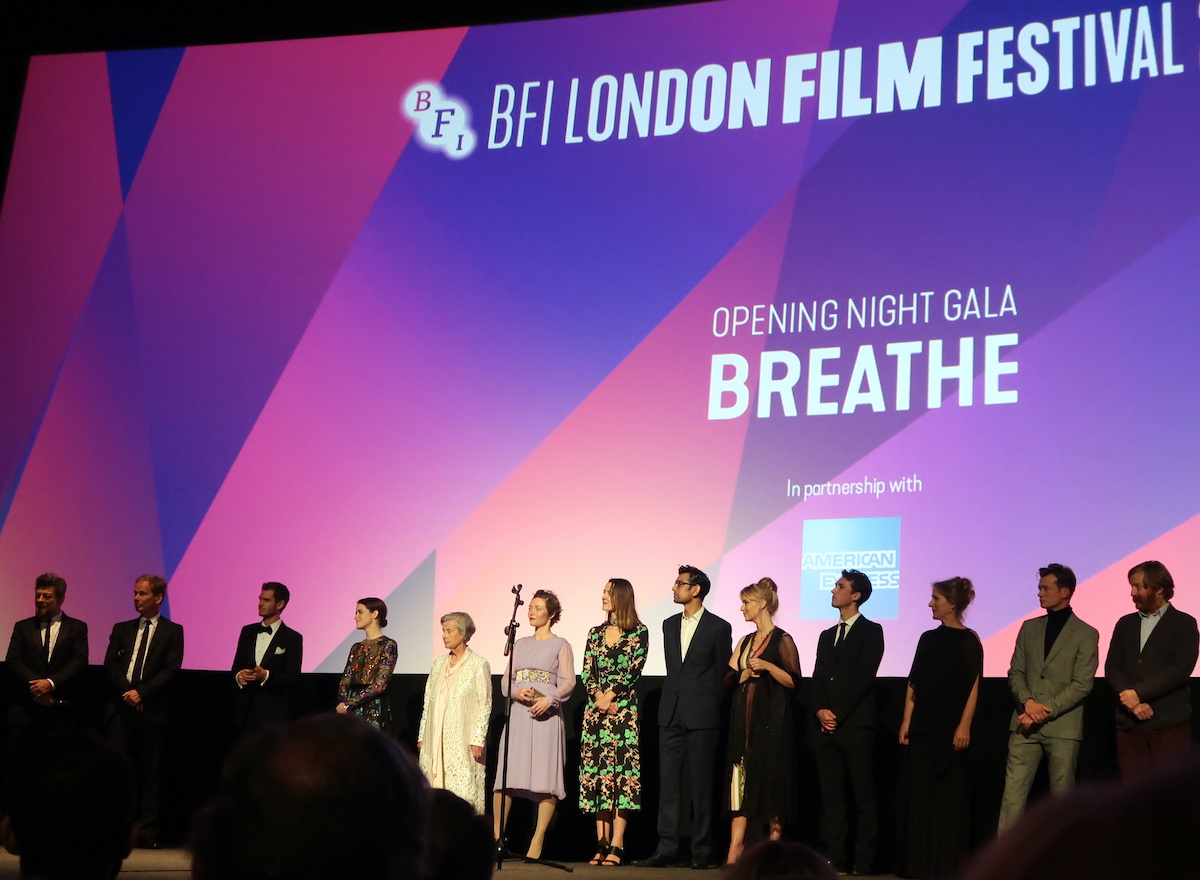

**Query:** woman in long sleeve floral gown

left=336, top=597, right=397, bottom=729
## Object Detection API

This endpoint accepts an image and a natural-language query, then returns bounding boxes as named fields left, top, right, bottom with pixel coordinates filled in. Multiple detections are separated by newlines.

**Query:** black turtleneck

left=1044, top=605, right=1074, bottom=658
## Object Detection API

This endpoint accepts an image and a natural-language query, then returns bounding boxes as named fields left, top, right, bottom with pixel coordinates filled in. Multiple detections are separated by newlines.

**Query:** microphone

left=504, top=584, right=524, bottom=656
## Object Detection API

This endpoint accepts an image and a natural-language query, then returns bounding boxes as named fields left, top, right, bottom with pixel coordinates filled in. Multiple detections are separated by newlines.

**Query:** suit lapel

left=665, top=615, right=683, bottom=672
left=1043, top=614, right=1078, bottom=668
left=262, top=624, right=283, bottom=664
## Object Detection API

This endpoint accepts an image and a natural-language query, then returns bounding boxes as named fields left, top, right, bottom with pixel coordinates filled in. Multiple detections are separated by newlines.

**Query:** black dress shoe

left=690, top=857, right=713, bottom=869
left=631, top=853, right=674, bottom=868
left=850, top=867, right=872, bottom=876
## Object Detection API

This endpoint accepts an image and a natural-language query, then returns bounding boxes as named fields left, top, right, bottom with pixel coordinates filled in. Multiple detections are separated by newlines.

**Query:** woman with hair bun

left=896, top=576, right=983, bottom=879
left=725, top=577, right=803, bottom=864
left=493, top=589, right=575, bottom=860
left=336, top=597, right=398, bottom=729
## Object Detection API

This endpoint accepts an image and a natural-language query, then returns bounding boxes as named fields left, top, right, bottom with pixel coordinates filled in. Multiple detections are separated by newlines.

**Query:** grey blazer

left=1007, top=611, right=1099, bottom=740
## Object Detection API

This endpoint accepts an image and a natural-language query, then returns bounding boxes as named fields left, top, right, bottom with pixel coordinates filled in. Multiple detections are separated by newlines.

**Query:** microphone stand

left=495, top=584, right=572, bottom=873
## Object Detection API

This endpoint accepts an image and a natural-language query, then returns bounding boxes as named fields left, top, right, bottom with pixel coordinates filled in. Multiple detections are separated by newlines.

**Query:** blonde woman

left=418, top=612, right=493, bottom=813
left=725, top=577, right=802, bottom=864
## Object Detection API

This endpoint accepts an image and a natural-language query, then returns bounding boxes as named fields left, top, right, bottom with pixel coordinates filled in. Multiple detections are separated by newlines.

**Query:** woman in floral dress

left=579, top=578, right=649, bottom=866
left=336, top=597, right=398, bottom=729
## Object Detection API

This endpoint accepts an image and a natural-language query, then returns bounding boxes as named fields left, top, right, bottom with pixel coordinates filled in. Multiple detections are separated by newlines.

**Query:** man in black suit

left=1104, top=559, right=1199, bottom=779
left=232, top=581, right=304, bottom=733
left=5, top=572, right=90, bottom=735
left=811, top=569, right=885, bottom=876
left=103, top=574, right=185, bottom=847
left=634, top=564, right=732, bottom=869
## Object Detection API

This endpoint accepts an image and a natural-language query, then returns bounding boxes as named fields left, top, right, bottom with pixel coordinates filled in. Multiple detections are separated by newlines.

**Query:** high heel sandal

left=589, top=840, right=611, bottom=865
left=602, top=845, right=625, bottom=866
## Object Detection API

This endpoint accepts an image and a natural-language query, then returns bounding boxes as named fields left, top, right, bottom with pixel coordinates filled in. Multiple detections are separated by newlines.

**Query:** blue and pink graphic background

left=2, top=0, right=1198, bottom=675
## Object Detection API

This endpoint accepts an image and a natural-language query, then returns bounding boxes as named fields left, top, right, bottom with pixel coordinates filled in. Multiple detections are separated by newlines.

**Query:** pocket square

left=274, top=647, right=286, bottom=654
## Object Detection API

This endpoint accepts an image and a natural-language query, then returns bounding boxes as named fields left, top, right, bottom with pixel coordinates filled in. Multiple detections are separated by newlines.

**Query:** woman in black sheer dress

left=896, top=576, right=983, bottom=879
left=725, top=577, right=803, bottom=864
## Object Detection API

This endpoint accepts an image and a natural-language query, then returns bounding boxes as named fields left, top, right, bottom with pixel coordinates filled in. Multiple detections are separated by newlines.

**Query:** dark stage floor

left=0, top=849, right=902, bottom=878
left=0, top=849, right=902, bottom=873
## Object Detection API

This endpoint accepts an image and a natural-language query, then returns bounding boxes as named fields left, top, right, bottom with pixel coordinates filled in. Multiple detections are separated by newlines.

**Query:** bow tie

left=257, top=625, right=273, bottom=635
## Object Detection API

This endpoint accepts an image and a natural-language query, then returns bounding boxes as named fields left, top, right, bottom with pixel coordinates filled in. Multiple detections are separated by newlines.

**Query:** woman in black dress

left=725, top=577, right=802, bottom=865
left=896, top=576, right=983, bottom=879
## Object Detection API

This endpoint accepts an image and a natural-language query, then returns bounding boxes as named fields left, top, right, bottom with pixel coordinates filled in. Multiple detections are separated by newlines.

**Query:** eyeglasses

left=673, top=580, right=694, bottom=588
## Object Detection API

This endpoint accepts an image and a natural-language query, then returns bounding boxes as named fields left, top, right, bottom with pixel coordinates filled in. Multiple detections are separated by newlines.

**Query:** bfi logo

left=401, top=82, right=477, bottom=159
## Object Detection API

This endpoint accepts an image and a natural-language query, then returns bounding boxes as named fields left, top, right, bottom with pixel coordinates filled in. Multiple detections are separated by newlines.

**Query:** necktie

left=131, top=619, right=150, bottom=687
left=43, top=621, right=52, bottom=662
left=835, top=621, right=847, bottom=646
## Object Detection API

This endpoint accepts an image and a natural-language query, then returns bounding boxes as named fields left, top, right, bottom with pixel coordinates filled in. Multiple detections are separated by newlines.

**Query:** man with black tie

left=1104, top=560, right=1199, bottom=779
left=811, top=569, right=885, bottom=876
left=103, top=574, right=184, bottom=848
left=634, top=564, right=732, bottom=870
left=997, top=563, right=1098, bottom=832
left=5, top=573, right=90, bottom=734
left=232, top=581, right=304, bottom=733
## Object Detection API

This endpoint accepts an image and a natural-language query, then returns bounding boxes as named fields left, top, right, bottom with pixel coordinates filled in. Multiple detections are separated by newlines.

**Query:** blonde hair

left=739, top=577, right=779, bottom=616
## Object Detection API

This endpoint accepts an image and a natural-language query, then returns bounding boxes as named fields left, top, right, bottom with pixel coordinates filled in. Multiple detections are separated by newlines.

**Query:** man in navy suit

left=811, top=569, right=885, bottom=875
left=5, top=572, right=90, bottom=734
left=1104, top=560, right=1199, bottom=779
left=103, top=574, right=185, bottom=847
left=634, top=564, right=732, bottom=869
left=232, top=581, right=304, bottom=733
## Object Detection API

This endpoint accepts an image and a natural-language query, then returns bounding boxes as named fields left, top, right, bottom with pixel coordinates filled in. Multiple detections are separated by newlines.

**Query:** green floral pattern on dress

left=578, top=623, right=648, bottom=812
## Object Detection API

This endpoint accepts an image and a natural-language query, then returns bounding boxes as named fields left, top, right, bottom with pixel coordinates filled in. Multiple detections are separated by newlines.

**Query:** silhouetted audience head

left=724, top=839, right=839, bottom=880
left=1, top=731, right=136, bottom=880
left=191, top=714, right=429, bottom=880
left=427, top=789, right=493, bottom=880
left=963, top=748, right=1200, bottom=879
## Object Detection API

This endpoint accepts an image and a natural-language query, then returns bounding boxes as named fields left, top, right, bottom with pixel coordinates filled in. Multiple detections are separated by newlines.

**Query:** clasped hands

left=739, top=657, right=774, bottom=684
left=515, top=686, right=553, bottom=718
left=236, top=666, right=269, bottom=686
left=593, top=690, right=620, bottom=716
left=1119, top=689, right=1154, bottom=721
left=1017, top=698, right=1050, bottom=732
left=29, top=679, right=55, bottom=706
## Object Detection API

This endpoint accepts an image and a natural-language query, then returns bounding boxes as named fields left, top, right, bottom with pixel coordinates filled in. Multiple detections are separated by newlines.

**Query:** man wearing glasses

left=634, top=565, right=731, bottom=870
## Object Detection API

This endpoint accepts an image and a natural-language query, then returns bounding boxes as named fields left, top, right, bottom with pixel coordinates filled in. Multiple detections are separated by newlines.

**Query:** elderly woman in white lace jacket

left=417, top=611, right=493, bottom=813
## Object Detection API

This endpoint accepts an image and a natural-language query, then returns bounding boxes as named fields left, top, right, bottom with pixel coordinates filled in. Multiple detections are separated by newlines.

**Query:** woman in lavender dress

left=493, top=590, right=576, bottom=860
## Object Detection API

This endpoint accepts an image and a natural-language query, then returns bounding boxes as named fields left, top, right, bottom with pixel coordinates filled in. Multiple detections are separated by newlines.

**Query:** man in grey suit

left=997, top=563, right=1099, bottom=833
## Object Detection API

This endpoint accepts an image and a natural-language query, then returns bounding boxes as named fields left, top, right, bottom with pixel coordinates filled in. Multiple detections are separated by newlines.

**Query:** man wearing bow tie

left=5, top=573, right=90, bottom=752
left=103, top=574, right=184, bottom=848
left=232, top=582, right=304, bottom=733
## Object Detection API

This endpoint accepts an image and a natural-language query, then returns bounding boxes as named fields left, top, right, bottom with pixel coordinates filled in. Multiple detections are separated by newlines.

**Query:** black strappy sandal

left=602, top=845, right=625, bottom=866
left=589, top=840, right=611, bottom=865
